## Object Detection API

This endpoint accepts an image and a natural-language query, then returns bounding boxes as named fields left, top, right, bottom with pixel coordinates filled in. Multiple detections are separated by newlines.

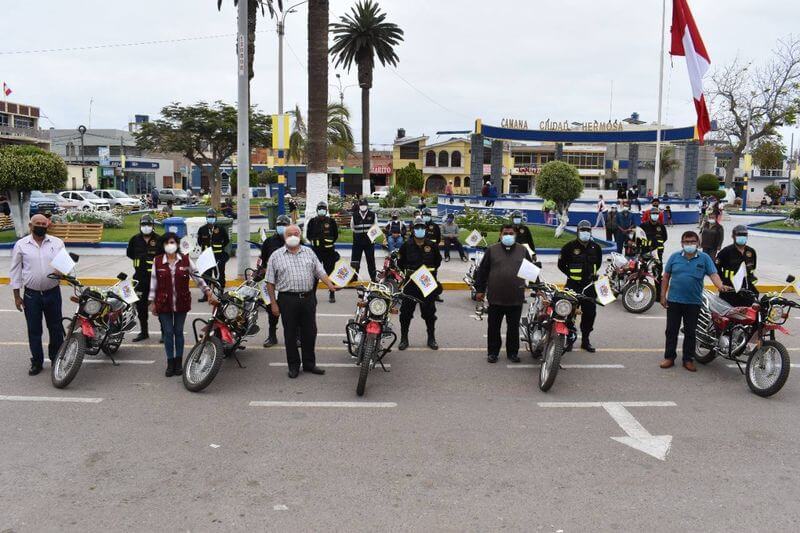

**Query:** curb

left=747, top=218, right=800, bottom=236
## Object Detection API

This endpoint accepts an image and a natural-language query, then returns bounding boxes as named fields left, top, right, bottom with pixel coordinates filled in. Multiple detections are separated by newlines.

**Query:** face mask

left=32, top=226, right=47, bottom=237
left=650, top=213, right=659, bottom=222
left=735, top=236, right=747, bottom=246
left=140, top=225, right=153, bottom=235
left=683, top=244, right=697, bottom=255
left=276, top=226, right=286, bottom=236
left=285, top=236, right=301, bottom=248
left=622, top=208, right=629, bottom=213
left=359, top=206, right=367, bottom=213
left=414, top=228, right=426, bottom=239
left=578, top=231, right=591, bottom=242
left=501, top=234, right=516, bottom=247
left=317, top=209, right=327, bottom=217
left=207, top=218, right=216, bottom=225
left=423, top=216, right=431, bottom=223
left=512, top=218, right=522, bottom=225
left=164, top=243, right=178, bottom=254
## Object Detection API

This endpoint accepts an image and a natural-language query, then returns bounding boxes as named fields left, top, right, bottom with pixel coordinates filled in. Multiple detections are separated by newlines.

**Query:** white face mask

left=164, top=243, right=178, bottom=254
left=359, top=206, right=368, bottom=213
left=140, top=225, right=153, bottom=235
left=285, top=235, right=301, bottom=248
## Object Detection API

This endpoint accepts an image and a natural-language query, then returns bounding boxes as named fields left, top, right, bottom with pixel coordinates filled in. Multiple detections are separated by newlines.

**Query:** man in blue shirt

left=660, top=230, right=730, bottom=372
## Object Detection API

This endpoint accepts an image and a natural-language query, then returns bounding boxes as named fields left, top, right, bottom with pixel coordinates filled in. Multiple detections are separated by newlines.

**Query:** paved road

left=1, top=285, right=799, bottom=531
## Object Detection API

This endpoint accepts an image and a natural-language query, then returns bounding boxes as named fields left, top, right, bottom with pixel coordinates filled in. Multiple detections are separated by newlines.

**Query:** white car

left=94, top=189, right=141, bottom=209
left=59, top=190, right=111, bottom=211
left=371, top=186, right=390, bottom=199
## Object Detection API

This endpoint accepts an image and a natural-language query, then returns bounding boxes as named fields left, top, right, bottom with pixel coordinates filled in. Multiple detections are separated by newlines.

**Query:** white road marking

left=317, top=314, right=352, bottom=317
left=507, top=364, right=624, bottom=369
left=273, top=505, right=289, bottom=511
left=249, top=401, right=397, bottom=408
left=538, top=401, right=675, bottom=461
left=209, top=444, right=220, bottom=449
left=318, top=333, right=346, bottom=337
left=0, top=395, right=103, bottom=403
left=635, top=316, right=666, bottom=319
left=42, top=359, right=155, bottom=365
left=268, top=362, right=390, bottom=368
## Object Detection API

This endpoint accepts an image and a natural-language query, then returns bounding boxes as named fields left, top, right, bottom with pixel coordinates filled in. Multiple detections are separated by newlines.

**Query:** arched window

left=425, top=150, right=436, bottom=167
left=438, top=150, right=449, bottom=167
left=463, top=176, right=470, bottom=189
left=453, top=176, right=461, bottom=187
left=451, top=150, right=462, bottom=168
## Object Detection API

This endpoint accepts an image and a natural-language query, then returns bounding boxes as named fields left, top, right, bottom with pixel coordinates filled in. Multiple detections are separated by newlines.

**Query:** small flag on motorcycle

left=465, top=229, right=482, bottom=248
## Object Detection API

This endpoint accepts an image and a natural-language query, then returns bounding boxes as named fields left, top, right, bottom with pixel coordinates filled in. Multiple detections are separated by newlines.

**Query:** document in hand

left=195, top=247, right=217, bottom=275
left=516, top=259, right=541, bottom=283
left=732, top=262, right=747, bottom=292
left=465, top=229, right=482, bottom=248
left=367, top=224, right=383, bottom=243
left=49, top=247, right=76, bottom=276
left=594, top=275, right=616, bottom=306
left=330, top=259, right=355, bottom=288
left=410, top=265, right=437, bottom=298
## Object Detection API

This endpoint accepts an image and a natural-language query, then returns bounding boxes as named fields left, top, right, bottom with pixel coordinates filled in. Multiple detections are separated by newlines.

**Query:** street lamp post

left=277, top=0, right=308, bottom=114
left=236, top=0, right=250, bottom=278
left=331, top=73, right=358, bottom=106
left=78, top=125, right=87, bottom=188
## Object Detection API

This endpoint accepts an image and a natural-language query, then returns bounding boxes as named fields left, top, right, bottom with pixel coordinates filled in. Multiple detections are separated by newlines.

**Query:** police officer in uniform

left=509, top=210, right=537, bottom=259
left=639, top=206, right=668, bottom=299
left=259, top=215, right=290, bottom=347
left=306, top=201, right=340, bottom=303
left=398, top=217, right=442, bottom=351
left=716, top=225, right=759, bottom=307
left=557, top=220, right=602, bottom=353
left=126, top=214, right=162, bottom=342
left=350, top=198, right=377, bottom=282
left=197, top=208, right=230, bottom=302
left=422, top=207, right=444, bottom=302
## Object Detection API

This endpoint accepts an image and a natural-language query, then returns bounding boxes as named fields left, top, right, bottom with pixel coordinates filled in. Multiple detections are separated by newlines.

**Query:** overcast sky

left=3, top=0, right=799, bottom=150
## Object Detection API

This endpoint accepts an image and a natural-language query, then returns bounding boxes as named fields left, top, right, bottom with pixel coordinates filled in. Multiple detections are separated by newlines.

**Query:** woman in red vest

left=148, top=233, right=216, bottom=377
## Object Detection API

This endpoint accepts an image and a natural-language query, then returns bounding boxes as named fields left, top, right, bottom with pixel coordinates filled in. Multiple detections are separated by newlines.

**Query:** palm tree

left=330, top=0, right=403, bottom=195
left=659, top=146, right=681, bottom=193
left=287, top=102, right=355, bottom=163
left=217, top=0, right=283, bottom=83
left=306, top=0, right=329, bottom=224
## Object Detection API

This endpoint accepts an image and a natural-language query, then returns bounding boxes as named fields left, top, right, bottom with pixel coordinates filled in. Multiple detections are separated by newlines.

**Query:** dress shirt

left=265, top=245, right=327, bottom=293
left=9, top=234, right=65, bottom=291
left=148, top=254, right=208, bottom=309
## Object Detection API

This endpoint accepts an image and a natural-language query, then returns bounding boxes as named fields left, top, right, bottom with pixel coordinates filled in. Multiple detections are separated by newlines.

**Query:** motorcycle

left=183, top=270, right=268, bottom=392
left=464, top=236, right=488, bottom=301
left=694, top=275, right=798, bottom=397
left=377, top=248, right=405, bottom=292
left=605, top=251, right=660, bottom=314
left=344, top=281, right=418, bottom=396
left=50, top=272, right=139, bottom=389
left=521, top=281, right=596, bottom=392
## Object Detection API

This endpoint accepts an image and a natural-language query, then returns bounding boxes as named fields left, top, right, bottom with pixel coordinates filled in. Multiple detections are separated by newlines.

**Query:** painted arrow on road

left=538, top=401, right=676, bottom=461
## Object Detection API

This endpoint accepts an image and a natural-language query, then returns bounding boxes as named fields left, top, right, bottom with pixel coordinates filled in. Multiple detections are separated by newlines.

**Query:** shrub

left=379, top=186, right=410, bottom=208
left=764, top=184, right=783, bottom=203
left=52, top=210, right=124, bottom=228
left=697, top=174, right=720, bottom=192
left=395, top=163, right=424, bottom=192
left=455, top=207, right=506, bottom=232
left=790, top=207, right=800, bottom=221
left=535, top=161, right=583, bottom=212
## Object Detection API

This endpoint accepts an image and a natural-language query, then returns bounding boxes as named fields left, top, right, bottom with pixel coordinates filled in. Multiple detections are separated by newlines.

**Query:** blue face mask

left=501, top=234, right=516, bottom=247
left=277, top=226, right=286, bottom=236
left=512, top=218, right=522, bottom=225
left=207, top=218, right=216, bottom=225
left=735, top=235, right=747, bottom=246
left=683, top=244, right=697, bottom=255
left=414, top=228, right=426, bottom=239
left=578, top=231, right=591, bottom=242
left=423, top=216, right=431, bottom=223
left=650, top=213, right=659, bottom=222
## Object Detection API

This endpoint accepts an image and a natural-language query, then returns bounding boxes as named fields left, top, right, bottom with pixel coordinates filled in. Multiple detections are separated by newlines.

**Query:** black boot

left=132, top=331, right=149, bottom=343
left=174, top=356, right=183, bottom=376
left=581, top=337, right=596, bottom=353
left=426, top=323, right=438, bottom=351
left=165, top=358, right=175, bottom=377
left=263, top=330, right=278, bottom=348
left=398, top=324, right=409, bottom=351
left=329, top=290, right=336, bottom=303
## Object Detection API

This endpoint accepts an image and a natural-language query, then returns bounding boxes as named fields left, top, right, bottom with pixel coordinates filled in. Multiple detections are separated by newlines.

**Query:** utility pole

left=277, top=0, right=309, bottom=114
left=236, top=0, right=250, bottom=278
left=78, top=125, right=87, bottom=188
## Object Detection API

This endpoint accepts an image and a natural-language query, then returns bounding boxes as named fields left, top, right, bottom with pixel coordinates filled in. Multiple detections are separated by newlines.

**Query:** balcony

left=423, top=165, right=465, bottom=175
left=0, top=125, right=51, bottom=145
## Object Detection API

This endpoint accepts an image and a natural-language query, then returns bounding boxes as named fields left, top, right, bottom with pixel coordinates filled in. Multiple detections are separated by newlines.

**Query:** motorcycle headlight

left=223, top=303, right=241, bottom=321
left=554, top=299, right=573, bottom=317
left=368, top=297, right=389, bottom=317
left=82, top=297, right=103, bottom=316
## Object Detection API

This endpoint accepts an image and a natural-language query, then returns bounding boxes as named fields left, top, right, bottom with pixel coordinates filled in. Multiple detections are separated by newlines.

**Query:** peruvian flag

left=670, top=0, right=711, bottom=144
left=2, top=82, right=11, bottom=97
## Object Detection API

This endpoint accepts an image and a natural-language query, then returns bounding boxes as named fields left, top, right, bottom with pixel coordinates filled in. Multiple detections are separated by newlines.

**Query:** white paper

left=732, top=262, right=747, bottom=292
left=112, top=279, right=139, bottom=304
left=49, top=248, right=76, bottom=275
left=330, top=259, right=356, bottom=288
left=516, top=259, right=541, bottom=283
left=195, top=247, right=217, bottom=274
left=465, top=229, right=482, bottom=248
left=594, top=275, right=616, bottom=306
left=260, top=227, right=268, bottom=243
left=410, top=265, right=437, bottom=298
left=635, top=226, right=648, bottom=241
left=258, top=281, right=271, bottom=305
left=367, top=224, right=383, bottom=243
left=522, top=244, right=536, bottom=260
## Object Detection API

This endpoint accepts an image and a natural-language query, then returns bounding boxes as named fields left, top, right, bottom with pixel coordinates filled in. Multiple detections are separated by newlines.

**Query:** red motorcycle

left=377, top=249, right=405, bottom=292
left=605, top=251, right=659, bottom=314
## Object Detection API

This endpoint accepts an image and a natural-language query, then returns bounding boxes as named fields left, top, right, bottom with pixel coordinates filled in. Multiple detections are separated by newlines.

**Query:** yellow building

left=392, top=132, right=512, bottom=194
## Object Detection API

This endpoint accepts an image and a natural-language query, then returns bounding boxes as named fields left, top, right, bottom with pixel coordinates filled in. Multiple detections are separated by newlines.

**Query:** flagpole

left=653, top=0, right=667, bottom=196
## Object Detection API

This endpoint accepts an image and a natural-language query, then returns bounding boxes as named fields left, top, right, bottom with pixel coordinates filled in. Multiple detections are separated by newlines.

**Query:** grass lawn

left=756, top=219, right=798, bottom=232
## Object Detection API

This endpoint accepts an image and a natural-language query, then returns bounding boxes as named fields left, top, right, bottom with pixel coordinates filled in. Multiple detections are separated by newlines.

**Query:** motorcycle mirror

left=69, top=252, right=80, bottom=263
left=787, top=274, right=796, bottom=284
left=116, top=272, right=128, bottom=281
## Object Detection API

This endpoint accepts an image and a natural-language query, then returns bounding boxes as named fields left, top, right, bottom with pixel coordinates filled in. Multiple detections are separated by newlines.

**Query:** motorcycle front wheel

left=621, top=281, right=655, bottom=314
left=745, top=340, right=790, bottom=398
left=356, top=333, right=378, bottom=397
left=539, top=334, right=565, bottom=392
left=183, top=336, right=224, bottom=392
left=52, top=331, right=86, bottom=389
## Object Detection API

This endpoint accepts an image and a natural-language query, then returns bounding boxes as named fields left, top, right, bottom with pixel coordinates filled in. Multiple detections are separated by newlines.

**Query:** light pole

left=277, top=0, right=308, bottom=114
left=78, top=125, right=87, bottom=188
left=331, top=73, right=358, bottom=106
left=236, top=0, right=250, bottom=278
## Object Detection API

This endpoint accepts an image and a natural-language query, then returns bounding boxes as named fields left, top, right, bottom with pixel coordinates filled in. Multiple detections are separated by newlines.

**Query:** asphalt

left=1, top=284, right=800, bottom=531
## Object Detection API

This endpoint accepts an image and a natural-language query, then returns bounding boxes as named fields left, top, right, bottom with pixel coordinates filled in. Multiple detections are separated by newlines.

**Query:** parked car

left=29, top=191, right=59, bottom=216
left=94, top=189, right=141, bottom=209
left=35, top=191, right=77, bottom=211
left=172, top=188, right=197, bottom=205
left=371, top=186, right=390, bottom=199
left=59, top=190, right=111, bottom=211
left=157, top=188, right=194, bottom=205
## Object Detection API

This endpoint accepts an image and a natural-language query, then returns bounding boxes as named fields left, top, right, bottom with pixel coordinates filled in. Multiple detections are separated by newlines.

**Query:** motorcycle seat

left=720, top=306, right=757, bottom=323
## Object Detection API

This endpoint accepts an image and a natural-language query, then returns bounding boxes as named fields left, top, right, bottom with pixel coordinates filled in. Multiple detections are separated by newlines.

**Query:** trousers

left=23, top=287, right=64, bottom=367
left=158, top=312, right=187, bottom=360
left=351, top=238, right=377, bottom=281
left=664, top=302, right=700, bottom=362
left=486, top=304, right=522, bottom=357
left=278, top=292, right=318, bottom=370
left=443, top=237, right=466, bottom=260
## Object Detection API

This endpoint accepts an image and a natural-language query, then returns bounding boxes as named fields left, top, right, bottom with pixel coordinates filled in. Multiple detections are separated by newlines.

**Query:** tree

left=330, top=0, right=404, bottom=196
left=394, top=162, right=424, bottom=192
left=752, top=138, right=786, bottom=171
left=216, top=0, right=282, bottom=84
left=697, top=173, right=724, bottom=199
left=0, top=146, right=67, bottom=237
left=287, top=102, right=355, bottom=163
left=134, top=101, right=271, bottom=209
left=764, top=184, right=783, bottom=203
left=306, top=0, right=330, bottom=228
left=535, top=161, right=583, bottom=236
left=230, top=167, right=277, bottom=192
left=709, top=37, right=800, bottom=186
left=659, top=146, right=681, bottom=185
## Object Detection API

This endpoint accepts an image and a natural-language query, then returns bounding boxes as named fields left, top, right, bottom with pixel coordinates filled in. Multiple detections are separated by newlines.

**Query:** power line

left=387, top=68, right=471, bottom=121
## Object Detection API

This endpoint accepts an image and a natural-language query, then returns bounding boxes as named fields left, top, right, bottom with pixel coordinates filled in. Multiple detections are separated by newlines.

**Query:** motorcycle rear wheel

left=621, top=281, right=655, bottom=314
left=356, top=333, right=378, bottom=397
left=52, top=332, right=86, bottom=389
left=183, top=336, right=224, bottom=392
left=746, top=340, right=790, bottom=398
left=694, top=344, right=717, bottom=364
left=539, top=334, right=565, bottom=392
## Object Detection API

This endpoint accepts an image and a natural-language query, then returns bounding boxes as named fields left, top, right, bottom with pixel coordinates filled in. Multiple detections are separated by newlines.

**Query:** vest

left=153, top=254, right=192, bottom=314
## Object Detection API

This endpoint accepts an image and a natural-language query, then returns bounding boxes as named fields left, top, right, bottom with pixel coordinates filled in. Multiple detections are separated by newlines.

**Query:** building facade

left=0, top=101, right=50, bottom=149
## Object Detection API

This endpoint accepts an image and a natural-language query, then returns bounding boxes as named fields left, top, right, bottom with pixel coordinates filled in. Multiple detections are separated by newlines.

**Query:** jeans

left=387, top=234, right=404, bottom=253
left=159, top=312, right=187, bottom=360
left=23, top=287, right=64, bottom=367
left=594, top=212, right=606, bottom=227
left=664, top=302, right=700, bottom=362
left=443, top=237, right=466, bottom=260
left=486, top=304, right=522, bottom=357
